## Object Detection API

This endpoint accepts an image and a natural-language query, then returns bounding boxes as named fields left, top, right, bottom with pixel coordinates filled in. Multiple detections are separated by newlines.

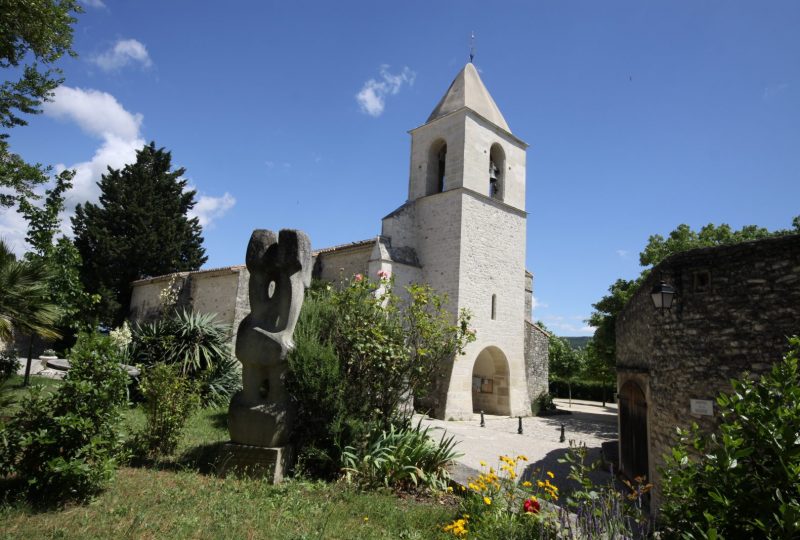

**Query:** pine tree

left=72, top=142, right=207, bottom=325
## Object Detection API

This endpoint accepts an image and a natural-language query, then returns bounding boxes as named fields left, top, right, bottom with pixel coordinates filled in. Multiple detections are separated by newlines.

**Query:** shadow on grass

left=209, top=411, right=227, bottom=430
left=125, top=440, right=229, bottom=475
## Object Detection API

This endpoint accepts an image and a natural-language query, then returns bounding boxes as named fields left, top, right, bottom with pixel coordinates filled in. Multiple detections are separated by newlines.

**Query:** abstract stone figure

left=228, top=229, right=311, bottom=448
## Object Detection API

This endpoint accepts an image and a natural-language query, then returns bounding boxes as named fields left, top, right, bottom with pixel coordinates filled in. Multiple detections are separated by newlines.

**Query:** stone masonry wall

left=525, top=322, right=550, bottom=402
left=313, top=245, right=372, bottom=284
left=616, top=234, right=800, bottom=511
left=443, top=190, right=528, bottom=419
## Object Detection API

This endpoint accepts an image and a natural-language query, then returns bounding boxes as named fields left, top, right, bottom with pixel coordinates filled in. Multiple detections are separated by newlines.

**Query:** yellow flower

left=483, top=496, right=492, bottom=505
left=522, top=481, right=532, bottom=487
left=537, top=480, right=545, bottom=488
left=447, top=486, right=454, bottom=493
left=479, top=460, right=487, bottom=467
left=547, top=471, right=555, bottom=479
left=517, top=454, right=528, bottom=461
left=363, top=516, right=369, bottom=522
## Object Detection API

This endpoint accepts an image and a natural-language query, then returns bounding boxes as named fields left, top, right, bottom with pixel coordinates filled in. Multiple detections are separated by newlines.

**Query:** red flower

left=523, top=497, right=540, bottom=514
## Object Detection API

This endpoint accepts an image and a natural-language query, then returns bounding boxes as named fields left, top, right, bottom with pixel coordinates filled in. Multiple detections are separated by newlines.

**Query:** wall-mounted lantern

left=650, top=280, right=676, bottom=311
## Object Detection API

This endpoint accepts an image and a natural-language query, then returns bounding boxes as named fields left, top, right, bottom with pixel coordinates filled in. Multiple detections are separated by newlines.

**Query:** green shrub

left=0, top=348, right=17, bottom=383
left=286, top=275, right=474, bottom=479
left=130, top=309, right=239, bottom=406
left=660, top=336, right=800, bottom=539
left=0, top=332, right=127, bottom=504
left=548, top=378, right=615, bottom=402
left=531, top=391, right=556, bottom=415
left=0, top=349, right=18, bottom=413
left=341, top=420, right=461, bottom=492
left=134, top=363, right=200, bottom=459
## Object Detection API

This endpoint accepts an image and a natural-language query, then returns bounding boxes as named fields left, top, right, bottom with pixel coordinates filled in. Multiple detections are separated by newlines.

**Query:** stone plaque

left=690, top=399, right=714, bottom=416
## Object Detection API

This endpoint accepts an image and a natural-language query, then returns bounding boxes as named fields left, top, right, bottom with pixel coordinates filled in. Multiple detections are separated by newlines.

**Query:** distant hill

left=563, top=336, right=591, bottom=350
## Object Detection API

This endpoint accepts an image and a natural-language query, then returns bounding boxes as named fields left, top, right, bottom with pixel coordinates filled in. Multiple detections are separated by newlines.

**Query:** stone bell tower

left=376, top=62, right=530, bottom=420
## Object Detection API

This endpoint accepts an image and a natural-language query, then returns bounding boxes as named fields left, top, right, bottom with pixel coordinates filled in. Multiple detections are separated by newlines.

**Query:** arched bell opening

left=619, top=380, right=649, bottom=480
left=426, top=139, right=447, bottom=195
left=489, top=143, right=505, bottom=201
left=471, top=346, right=511, bottom=415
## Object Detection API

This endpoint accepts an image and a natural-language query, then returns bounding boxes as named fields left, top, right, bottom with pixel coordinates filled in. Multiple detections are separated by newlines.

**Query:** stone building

left=615, top=234, right=800, bottom=510
left=130, top=62, right=549, bottom=420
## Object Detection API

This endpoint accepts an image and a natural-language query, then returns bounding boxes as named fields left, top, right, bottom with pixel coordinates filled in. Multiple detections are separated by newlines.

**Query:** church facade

left=129, top=63, right=549, bottom=420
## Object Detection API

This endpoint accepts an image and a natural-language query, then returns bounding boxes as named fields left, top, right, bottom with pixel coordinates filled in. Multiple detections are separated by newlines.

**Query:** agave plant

left=341, top=419, right=462, bottom=491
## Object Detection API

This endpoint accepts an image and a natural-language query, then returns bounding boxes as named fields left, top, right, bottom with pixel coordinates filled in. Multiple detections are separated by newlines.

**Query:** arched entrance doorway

left=619, top=380, right=649, bottom=480
left=471, top=346, right=511, bottom=415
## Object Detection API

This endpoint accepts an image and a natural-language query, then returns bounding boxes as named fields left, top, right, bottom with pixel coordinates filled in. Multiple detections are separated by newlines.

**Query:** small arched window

left=426, top=139, right=447, bottom=195
left=489, top=143, right=505, bottom=201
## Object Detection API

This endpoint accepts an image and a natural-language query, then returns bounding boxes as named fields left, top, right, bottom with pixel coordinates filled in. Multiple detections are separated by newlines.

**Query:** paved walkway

left=416, top=399, right=618, bottom=491
left=14, top=357, right=67, bottom=379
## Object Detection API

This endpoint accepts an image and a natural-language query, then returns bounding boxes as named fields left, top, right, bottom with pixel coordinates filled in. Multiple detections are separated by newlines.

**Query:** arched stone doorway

left=619, top=380, right=649, bottom=480
left=471, top=346, right=511, bottom=415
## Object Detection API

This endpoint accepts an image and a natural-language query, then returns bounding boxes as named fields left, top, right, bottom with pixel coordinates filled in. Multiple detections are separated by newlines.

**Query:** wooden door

left=619, top=380, right=649, bottom=480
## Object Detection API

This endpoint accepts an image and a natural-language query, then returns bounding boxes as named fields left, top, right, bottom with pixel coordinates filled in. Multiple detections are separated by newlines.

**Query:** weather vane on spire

left=469, top=31, right=475, bottom=63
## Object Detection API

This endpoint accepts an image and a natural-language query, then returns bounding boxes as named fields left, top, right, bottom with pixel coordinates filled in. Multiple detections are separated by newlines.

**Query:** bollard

left=518, top=416, right=523, bottom=435
left=559, top=423, right=565, bottom=443
left=480, top=410, right=485, bottom=428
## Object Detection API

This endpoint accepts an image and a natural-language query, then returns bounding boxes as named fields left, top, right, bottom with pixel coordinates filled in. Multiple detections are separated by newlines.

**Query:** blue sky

left=2, top=1, right=798, bottom=336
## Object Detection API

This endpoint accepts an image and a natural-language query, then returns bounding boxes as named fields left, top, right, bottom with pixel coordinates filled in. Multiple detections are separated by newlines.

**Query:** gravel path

left=416, top=399, right=619, bottom=490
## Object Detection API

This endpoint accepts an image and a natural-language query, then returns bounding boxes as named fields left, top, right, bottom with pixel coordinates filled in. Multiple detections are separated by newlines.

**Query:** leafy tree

left=660, top=337, right=800, bottom=538
left=0, top=0, right=82, bottom=207
left=588, top=218, right=800, bottom=370
left=548, top=333, right=585, bottom=405
left=18, top=170, right=96, bottom=340
left=72, top=142, right=207, bottom=324
left=286, top=274, right=474, bottom=478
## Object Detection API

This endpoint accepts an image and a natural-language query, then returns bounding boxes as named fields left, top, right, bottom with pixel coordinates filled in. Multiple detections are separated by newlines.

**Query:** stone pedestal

left=217, top=443, right=293, bottom=482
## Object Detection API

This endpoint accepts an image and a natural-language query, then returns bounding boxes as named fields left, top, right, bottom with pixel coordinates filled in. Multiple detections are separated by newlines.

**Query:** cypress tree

left=72, top=142, right=207, bottom=325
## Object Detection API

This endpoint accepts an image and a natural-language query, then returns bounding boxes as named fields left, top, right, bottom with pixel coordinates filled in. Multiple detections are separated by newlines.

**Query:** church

left=129, top=62, right=549, bottom=420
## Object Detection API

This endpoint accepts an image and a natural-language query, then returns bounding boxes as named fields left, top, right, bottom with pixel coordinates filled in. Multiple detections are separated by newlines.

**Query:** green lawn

left=0, top=374, right=455, bottom=539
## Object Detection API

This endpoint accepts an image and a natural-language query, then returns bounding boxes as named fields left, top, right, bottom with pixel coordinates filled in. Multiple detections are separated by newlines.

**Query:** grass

left=0, top=374, right=456, bottom=539
left=2, top=374, right=62, bottom=411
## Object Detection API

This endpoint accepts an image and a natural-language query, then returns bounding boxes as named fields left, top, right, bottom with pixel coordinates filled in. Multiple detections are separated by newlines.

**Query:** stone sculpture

left=223, top=229, right=311, bottom=480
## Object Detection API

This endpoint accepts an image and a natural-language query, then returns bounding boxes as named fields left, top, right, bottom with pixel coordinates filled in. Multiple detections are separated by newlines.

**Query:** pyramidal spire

left=426, top=63, right=510, bottom=132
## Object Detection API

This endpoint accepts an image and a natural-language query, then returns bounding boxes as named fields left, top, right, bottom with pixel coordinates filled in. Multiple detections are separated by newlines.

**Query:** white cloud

left=541, top=314, right=595, bottom=336
left=0, top=210, right=30, bottom=257
left=45, top=86, right=142, bottom=140
left=531, top=295, right=548, bottom=310
left=188, top=192, right=236, bottom=228
left=0, top=85, right=235, bottom=255
left=80, top=0, right=105, bottom=7
left=92, top=39, right=152, bottom=71
left=763, top=82, right=789, bottom=102
left=356, top=65, right=416, bottom=117
left=616, top=249, right=629, bottom=258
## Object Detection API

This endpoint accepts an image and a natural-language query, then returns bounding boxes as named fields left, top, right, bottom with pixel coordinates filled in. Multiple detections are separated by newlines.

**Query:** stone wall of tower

left=462, top=113, right=527, bottom=211
left=408, top=113, right=466, bottom=200
left=440, top=191, right=529, bottom=419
